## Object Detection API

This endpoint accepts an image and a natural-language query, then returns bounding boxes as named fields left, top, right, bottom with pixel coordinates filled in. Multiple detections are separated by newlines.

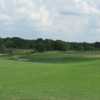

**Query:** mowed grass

left=0, top=52, right=100, bottom=100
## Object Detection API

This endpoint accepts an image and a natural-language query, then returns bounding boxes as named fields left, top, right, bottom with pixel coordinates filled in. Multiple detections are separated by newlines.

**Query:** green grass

left=0, top=51, right=100, bottom=99
left=7, top=51, right=100, bottom=63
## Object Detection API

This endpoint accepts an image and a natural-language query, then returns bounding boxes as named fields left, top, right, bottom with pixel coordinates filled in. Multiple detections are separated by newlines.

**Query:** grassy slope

left=0, top=58, right=100, bottom=100
left=8, top=51, right=100, bottom=63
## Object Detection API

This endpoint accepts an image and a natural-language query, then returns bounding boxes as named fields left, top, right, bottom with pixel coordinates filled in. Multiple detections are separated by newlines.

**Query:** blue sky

left=0, top=0, right=100, bottom=42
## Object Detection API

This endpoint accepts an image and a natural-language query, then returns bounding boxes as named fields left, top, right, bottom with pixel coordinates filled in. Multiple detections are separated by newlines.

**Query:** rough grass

left=5, top=51, right=100, bottom=63
left=0, top=57, right=100, bottom=99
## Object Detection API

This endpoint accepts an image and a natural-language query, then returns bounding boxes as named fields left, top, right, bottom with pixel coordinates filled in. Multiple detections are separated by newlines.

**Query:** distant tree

left=94, top=42, right=100, bottom=50
left=34, top=38, right=46, bottom=52
left=0, top=44, right=7, bottom=53
left=53, top=40, right=67, bottom=51
left=4, top=38, right=14, bottom=48
left=0, top=37, right=99, bottom=53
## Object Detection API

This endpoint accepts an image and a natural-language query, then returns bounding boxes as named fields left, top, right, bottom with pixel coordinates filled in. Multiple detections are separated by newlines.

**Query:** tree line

left=0, top=37, right=100, bottom=53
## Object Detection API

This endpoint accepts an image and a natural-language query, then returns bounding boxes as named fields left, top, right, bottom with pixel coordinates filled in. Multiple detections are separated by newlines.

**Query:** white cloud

left=16, top=0, right=39, bottom=20
left=75, top=0, right=100, bottom=14
left=40, top=6, right=50, bottom=26
left=0, top=0, right=6, bottom=10
left=0, top=0, right=100, bottom=42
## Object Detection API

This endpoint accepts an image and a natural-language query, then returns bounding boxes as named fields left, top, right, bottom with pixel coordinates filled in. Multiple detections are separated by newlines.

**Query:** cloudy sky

left=0, top=0, right=100, bottom=42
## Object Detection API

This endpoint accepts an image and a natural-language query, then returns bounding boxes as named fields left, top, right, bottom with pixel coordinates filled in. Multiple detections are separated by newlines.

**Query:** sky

left=0, top=0, right=100, bottom=42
